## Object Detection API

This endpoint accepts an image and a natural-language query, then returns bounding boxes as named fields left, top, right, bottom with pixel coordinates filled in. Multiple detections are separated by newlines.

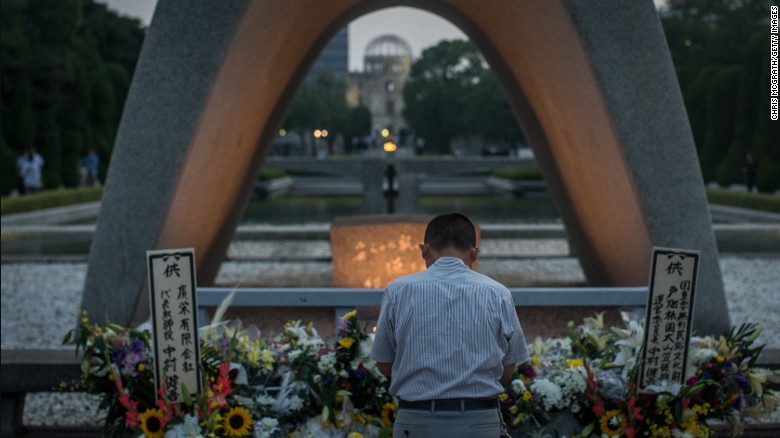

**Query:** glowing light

left=313, top=129, right=322, bottom=138
left=278, top=129, right=287, bottom=137
left=383, top=141, right=397, bottom=152
left=321, top=130, right=329, bottom=137
left=381, top=128, right=390, bottom=138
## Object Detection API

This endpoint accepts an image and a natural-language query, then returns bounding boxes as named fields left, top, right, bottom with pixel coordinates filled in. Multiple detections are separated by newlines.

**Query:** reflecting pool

left=1, top=195, right=560, bottom=256
left=240, top=195, right=560, bottom=224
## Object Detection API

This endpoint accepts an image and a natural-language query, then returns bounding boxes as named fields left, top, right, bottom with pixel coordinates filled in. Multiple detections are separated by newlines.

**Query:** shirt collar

left=431, top=257, right=468, bottom=270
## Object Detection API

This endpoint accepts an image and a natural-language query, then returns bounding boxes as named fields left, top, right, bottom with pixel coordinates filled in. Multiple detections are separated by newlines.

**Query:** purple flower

left=338, top=318, right=350, bottom=336
left=733, top=374, right=750, bottom=390
left=122, top=350, right=146, bottom=376
left=355, top=364, right=367, bottom=379
left=129, top=339, right=145, bottom=354
left=110, top=348, right=126, bottom=365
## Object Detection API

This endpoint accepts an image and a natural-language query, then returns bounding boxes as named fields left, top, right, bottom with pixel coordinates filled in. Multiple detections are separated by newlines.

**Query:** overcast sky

left=102, top=1, right=468, bottom=71
left=103, top=1, right=665, bottom=72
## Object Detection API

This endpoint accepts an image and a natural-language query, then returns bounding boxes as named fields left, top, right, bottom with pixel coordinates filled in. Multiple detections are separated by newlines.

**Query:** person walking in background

left=16, top=147, right=44, bottom=194
left=743, top=152, right=757, bottom=193
left=81, top=148, right=100, bottom=186
left=372, top=213, right=530, bottom=437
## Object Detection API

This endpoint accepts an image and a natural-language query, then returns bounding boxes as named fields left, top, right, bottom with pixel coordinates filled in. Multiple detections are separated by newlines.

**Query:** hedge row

left=1, top=187, right=103, bottom=216
left=706, top=188, right=780, bottom=214
left=3, top=175, right=777, bottom=216
left=492, top=164, right=543, bottom=180
left=1, top=168, right=288, bottom=216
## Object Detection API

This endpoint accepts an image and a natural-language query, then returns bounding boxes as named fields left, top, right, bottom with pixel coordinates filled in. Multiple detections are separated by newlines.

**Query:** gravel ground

left=2, top=243, right=778, bottom=426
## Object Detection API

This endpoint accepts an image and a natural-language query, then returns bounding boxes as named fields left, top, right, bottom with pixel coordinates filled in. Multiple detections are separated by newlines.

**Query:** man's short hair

left=424, top=213, right=476, bottom=251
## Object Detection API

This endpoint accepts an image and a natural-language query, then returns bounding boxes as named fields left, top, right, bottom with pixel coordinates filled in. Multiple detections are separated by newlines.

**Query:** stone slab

left=330, top=214, right=433, bottom=288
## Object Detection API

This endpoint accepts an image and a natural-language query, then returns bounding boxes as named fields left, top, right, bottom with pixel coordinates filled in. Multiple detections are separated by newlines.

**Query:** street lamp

left=384, top=141, right=397, bottom=214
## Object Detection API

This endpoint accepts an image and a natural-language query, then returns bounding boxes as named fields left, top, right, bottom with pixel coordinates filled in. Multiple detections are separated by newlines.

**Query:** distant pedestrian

left=743, top=152, right=757, bottom=193
left=81, top=148, right=100, bottom=186
left=16, top=147, right=44, bottom=194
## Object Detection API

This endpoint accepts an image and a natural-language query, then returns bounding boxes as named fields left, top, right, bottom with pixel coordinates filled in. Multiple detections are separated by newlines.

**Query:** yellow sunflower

left=139, top=408, right=166, bottom=438
left=381, top=402, right=397, bottom=428
left=223, top=406, right=253, bottom=437
left=222, top=406, right=252, bottom=436
left=600, top=409, right=627, bottom=437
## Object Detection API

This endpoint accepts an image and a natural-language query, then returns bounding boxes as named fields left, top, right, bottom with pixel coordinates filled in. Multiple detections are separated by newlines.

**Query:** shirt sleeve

left=371, top=288, right=396, bottom=363
left=500, top=291, right=530, bottom=365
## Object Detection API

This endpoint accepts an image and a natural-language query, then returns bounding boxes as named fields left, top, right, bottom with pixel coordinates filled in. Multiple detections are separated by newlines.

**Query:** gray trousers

left=393, top=407, right=501, bottom=438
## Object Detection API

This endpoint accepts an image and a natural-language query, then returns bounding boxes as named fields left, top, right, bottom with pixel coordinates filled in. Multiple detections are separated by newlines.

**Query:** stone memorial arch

left=82, top=0, right=730, bottom=335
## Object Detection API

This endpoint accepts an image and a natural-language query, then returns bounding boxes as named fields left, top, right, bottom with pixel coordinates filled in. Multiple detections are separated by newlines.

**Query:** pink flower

left=592, top=400, right=605, bottom=417
left=112, top=336, right=127, bottom=350
left=209, top=363, right=233, bottom=411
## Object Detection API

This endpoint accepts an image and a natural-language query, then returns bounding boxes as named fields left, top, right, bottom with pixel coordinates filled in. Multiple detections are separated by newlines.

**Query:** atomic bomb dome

left=363, top=34, right=413, bottom=73
left=346, top=34, right=413, bottom=142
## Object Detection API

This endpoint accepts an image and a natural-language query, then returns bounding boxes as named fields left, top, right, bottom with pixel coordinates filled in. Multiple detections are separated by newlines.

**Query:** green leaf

left=581, top=422, right=594, bottom=436
left=181, top=382, right=192, bottom=406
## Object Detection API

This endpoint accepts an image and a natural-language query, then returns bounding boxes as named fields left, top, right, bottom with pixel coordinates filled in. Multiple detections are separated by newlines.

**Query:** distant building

left=347, top=34, right=412, bottom=144
left=275, top=31, right=414, bottom=155
left=308, top=27, right=349, bottom=81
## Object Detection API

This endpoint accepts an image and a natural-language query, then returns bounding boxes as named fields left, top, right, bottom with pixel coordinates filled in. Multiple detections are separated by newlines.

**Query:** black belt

left=398, top=397, right=498, bottom=411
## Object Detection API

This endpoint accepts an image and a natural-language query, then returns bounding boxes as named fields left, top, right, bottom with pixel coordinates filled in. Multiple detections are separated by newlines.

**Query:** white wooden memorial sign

left=147, top=248, right=201, bottom=403
left=638, top=247, right=700, bottom=391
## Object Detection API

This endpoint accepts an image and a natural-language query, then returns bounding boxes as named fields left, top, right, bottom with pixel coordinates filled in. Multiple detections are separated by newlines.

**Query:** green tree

left=1, top=0, right=143, bottom=195
left=283, top=72, right=369, bottom=155
left=660, top=0, right=777, bottom=191
left=344, top=106, right=372, bottom=153
left=402, top=39, right=523, bottom=154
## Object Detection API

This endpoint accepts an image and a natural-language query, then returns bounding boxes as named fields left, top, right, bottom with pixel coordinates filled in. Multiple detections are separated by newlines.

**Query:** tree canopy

left=282, top=72, right=372, bottom=155
left=660, top=0, right=778, bottom=191
left=1, top=0, right=144, bottom=195
left=2, top=0, right=776, bottom=194
left=402, top=39, right=524, bottom=154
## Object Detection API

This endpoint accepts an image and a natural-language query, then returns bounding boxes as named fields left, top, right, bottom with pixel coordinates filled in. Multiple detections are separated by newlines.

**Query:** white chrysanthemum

left=544, top=337, right=573, bottom=357
left=555, top=367, right=587, bottom=406
left=289, top=395, right=304, bottom=411
left=511, top=379, right=526, bottom=395
left=256, top=394, right=276, bottom=406
left=260, top=417, right=279, bottom=428
left=530, top=378, right=564, bottom=410
left=164, top=414, right=203, bottom=438
left=255, top=417, right=280, bottom=438
left=688, top=346, right=718, bottom=367
left=287, top=349, right=303, bottom=362
left=317, top=352, right=337, bottom=374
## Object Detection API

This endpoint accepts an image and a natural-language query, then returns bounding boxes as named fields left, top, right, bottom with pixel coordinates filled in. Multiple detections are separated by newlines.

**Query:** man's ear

left=470, top=247, right=480, bottom=263
left=419, top=243, right=428, bottom=259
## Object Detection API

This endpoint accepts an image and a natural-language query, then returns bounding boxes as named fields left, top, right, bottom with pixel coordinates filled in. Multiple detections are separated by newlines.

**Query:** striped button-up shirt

left=371, top=257, right=529, bottom=401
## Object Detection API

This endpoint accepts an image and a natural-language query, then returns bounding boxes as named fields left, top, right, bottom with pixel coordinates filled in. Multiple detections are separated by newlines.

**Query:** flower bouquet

left=64, top=309, right=394, bottom=438
left=498, top=313, right=780, bottom=437
left=65, top=307, right=778, bottom=438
